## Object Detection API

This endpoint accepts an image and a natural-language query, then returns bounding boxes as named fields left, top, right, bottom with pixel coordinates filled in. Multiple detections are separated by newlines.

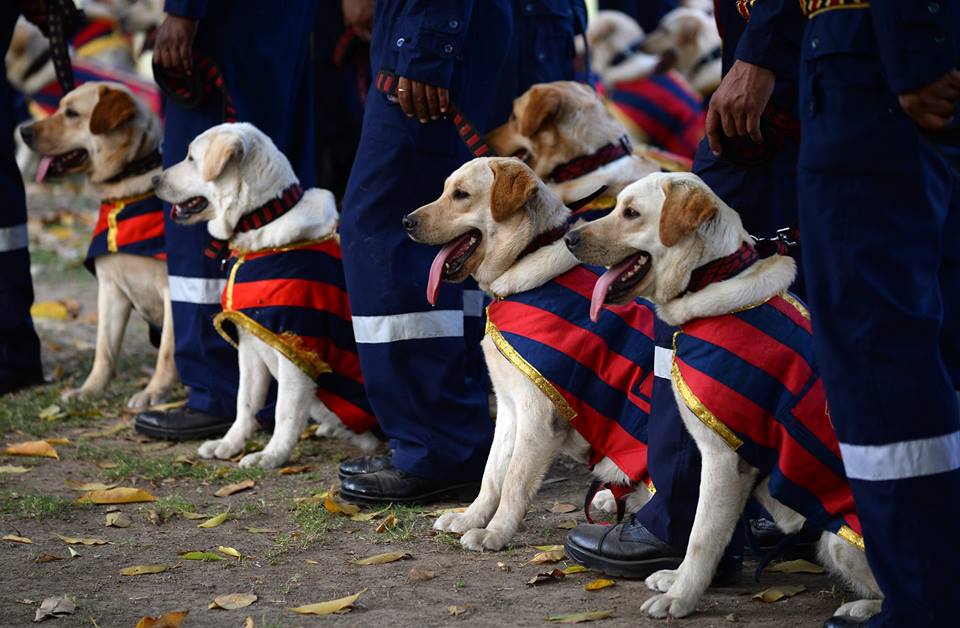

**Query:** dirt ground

left=0, top=186, right=850, bottom=627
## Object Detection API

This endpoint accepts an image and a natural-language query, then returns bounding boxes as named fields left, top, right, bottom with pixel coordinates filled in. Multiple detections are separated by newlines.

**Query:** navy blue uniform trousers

left=0, top=5, right=42, bottom=395
left=339, top=0, right=584, bottom=481
left=798, top=10, right=960, bottom=627
left=161, top=0, right=317, bottom=419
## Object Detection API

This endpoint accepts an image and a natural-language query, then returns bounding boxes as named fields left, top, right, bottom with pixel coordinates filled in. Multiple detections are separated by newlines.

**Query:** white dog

left=566, top=172, right=881, bottom=621
left=642, top=7, right=722, bottom=96
left=156, top=122, right=379, bottom=468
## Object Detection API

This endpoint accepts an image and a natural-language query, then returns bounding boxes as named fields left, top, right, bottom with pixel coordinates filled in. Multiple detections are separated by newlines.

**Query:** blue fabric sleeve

left=163, top=0, right=208, bottom=19
left=734, top=0, right=803, bottom=71
left=392, top=0, right=474, bottom=88
left=870, top=0, right=958, bottom=94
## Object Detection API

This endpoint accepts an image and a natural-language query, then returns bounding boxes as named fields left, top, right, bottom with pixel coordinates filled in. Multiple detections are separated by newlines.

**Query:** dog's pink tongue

left=35, top=156, right=53, bottom=183
left=426, top=239, right=465, bottom=306
left=590, top=257, right=636, bottom=323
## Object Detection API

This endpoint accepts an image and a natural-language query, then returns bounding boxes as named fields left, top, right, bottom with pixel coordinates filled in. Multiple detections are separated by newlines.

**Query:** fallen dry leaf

left=55, top=534, right=110, bottom=546
left=209, top=593, right=257, bottom=610
left=323, top=491, right=360, bottom=516
left=547, top=610, right=613, bottom=623
left=279, top=465, right=312, bottom=475
left=30, top=300, right=77, bottom=321
left=214, top=479, right=255, bottom=497
left=407, top=567, right=435, bottom=582
left=244, top=527, right=277, bottom=534
left=244, top=617, right=254, bottom=628
left=180, top=551, right=226, bottom=561
left=76, top=487, right=158, bottom=504
left=172, top=454, right=198, bottom=466
left=0, top=465, right=31, bottom=473
left=38, top=405, right=65, bottom=421
left=65, top=480, right=117, bottom=491
left=134, top=610, right=188, bottom=628
left=288, top=589, right=366, bottom=615
left=121, top=564, right=168, bottom=576
left=4, top=440, right=59, bottom=459
left=43, top=438, right=70, bottom=445
left=147, top=509, right=161, bottom=525
left=95, top=461, right=119, bottom=469
left=304, top=559, right=320, bottom=565
left=767, top=559, right=826, bottom=575
left=3, top=534, right=32, bottom=544
left=179, top=511, right=212, bottom=520
left=105, top=512, right=131, bottom=528
left=752, top=584, right=807, bottom=603
left=197, top=510, right=230, bottom=528
left=34, top=595, right=76, bottom=622
left=67, top=547, right=79, bottom=558
left=557, top=520, right=577, bottom=530
left=350, top=507, right=387, bottom=522
left=375, top=514, right=399, bottom=533
left=83, top=421, right=128, bottom=438
left=497, top=561, right=511, bottom=572
left=549, top=502, right=578, bottom=514
left=533, top=544, right=565, bottom=551
left=217, top=545, right=241, bottom=558
left=448, top=606, right=469, bottom=616
left=424, top=506, right=466, bottom=517
left=36, top=553, right=62, bottom=563
left=528, top=569, right=566, bottom=586
left=585, top=578, right=615, bottom=591
left=561, top=565, right=589, bottom=575
left=529, top=549, right=566, bottom=565
left=354, top=550, right=411, bottom=565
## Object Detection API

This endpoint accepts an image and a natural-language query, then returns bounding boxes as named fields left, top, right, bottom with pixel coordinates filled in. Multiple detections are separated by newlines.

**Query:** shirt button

left=935, top=34, right=946, bottom=44
left=811, top=38, right=819, bottom=49
left=396, top=37, right=405, bottom=47
left=448, top=19, right=459, bottom=29
left=442, top=43, right=454, bottom=54
left=929, top=2, right=940, bottom=14
left=524, top=3, right=534, bottom=12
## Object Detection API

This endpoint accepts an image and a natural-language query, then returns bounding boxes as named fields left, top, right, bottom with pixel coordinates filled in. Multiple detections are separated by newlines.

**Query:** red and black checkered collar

left=547, top=136, right=633, bottom=183
left=685, top=241, right=759, bottom=293
left=204, top=183, right=304, bottom=259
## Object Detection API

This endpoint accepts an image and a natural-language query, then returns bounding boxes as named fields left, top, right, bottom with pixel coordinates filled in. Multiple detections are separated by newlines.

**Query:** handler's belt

left=153, top=52, right=238, bottom=123
left=801, top=0, right=869, bottom=18
left=374, top=69, right=491, bottom=158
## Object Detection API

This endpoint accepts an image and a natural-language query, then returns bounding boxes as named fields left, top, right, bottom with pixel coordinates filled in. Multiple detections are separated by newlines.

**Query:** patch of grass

left=374, top=504, right=428, bottom=543
left=0, top=489, right=77, bottom=519
left=292, top=500, right=342, bottom=541
left=152, top=494, right=198, bottom=519
left=73, top=444, right=274, bottom=483
left=264, top=532, right=294, bottom=563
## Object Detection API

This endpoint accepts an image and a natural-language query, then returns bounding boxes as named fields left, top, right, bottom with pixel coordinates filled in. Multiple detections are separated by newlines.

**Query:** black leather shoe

left=749, top=517, right=822, bottom=560
left=134, top=408, right=233, bottom=440
left=0, top=372, right=45, bottom=396
left=565, top=520, right=743, bottom=585
left=823, top=616, right=873, bottom=627
left=338, top=453, right=392, bottom=480
left=339, top=465, right=480, bottom=505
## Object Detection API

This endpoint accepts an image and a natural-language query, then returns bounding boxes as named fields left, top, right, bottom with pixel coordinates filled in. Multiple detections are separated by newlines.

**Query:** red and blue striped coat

left=672, top=293, right=863, bottom=549
left=214, top=238, right=377, bottom=434
left=84, top=192, right=166, bottom=273
left=485, top=265, right=656, bottom=485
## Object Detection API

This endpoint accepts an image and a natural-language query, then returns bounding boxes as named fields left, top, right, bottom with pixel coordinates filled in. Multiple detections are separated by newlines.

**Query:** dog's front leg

left=64, top=278, right=132, bottom=400
left=642, top=426, right=755, bottom=619
left=239, top=355, right=313, bottom=468
left=127, top=287, right=179, bottom=409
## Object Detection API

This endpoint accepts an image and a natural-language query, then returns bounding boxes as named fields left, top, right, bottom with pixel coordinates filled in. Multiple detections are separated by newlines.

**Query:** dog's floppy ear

left=659, top=177, right=717, bottom=246
left=201, top=131, right=246, bottom=181
left=489, top=159, right=539, bottom=222
left=677, top=16, right=702, bottom=46
left=90, top=85, right=137, bottom=135
left=519, top=85, right=562, bottom=137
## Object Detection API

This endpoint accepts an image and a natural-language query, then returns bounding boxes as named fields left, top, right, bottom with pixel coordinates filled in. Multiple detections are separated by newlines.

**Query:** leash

left=686, top=227, right=800, bottom=294
left=374, top=69, right=491, bottom=158
left=153, top=52, right=238, bottom=123
left=582, top=478, right=628, bottom=524
left=44, top=0, right=83, bottom=93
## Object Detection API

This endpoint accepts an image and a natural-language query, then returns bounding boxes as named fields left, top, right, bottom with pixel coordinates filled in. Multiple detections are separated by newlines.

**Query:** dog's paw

left=590, top=489, right=617, bottom=514
left=126, top=388, right=167, bottom=411
left=460, top=527, right=508, bottom=552
left=434, top=512, right=485, bottom=534
left=197, top=439, right=242, bottom=460
left=239, top=450, right=285, bottom=469
left=835, top=599, right=882, bottom=619
left=641, top=593, right=697, bottom=619
left=61, top=386, right=97, bottom=402
left=645, top=569, right=679, bottom=593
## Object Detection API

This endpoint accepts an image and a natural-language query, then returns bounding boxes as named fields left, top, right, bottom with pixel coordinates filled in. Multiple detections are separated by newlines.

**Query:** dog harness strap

left=566, top=186, right=609, bottom=212
left=102, top=149, right=163, bottom=185
left=85, top=192, right=166, bottom=274
left=685, top=241, right=759, bottom=293
left=547, top=135, right=633, bottom=183
left=374, top=69, right=492, bottom=158
left=203, top=183, right=304, bottom=260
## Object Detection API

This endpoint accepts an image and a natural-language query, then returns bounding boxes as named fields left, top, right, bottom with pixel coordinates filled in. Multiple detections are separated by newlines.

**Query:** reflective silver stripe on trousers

left=654, top=345, right=672, bottom=379
left=840, top=430, right=960, bottom=481
left=463, top=289, right=484, bottom=317
left=352, top=310, right=464, bottom=343
left=0, top=224, right=28, bottom=253
left=168, top=276, right=227, bottom=305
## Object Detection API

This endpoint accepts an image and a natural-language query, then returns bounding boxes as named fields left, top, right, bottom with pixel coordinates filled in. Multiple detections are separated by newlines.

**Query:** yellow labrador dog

left=20, top=81, right=177, bottom=410
left=405, top=158, right=656, bottom=552
left=565, top=173, right=881, bottom=621
left=642, top=7, right=722, bottom=96
left=156, top=123, right=379, bottom=468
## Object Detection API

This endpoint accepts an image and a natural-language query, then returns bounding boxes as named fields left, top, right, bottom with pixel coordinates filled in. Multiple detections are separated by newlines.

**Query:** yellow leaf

left=214, top=479, right=255, bottom=497
left=533, top=544, right=565, bottom=551
left=134, top=610, right=188, bottom=627
left=217, top=545, right=241, bottom=558
left=2, top=534, right=32, bottom=544
left=529, top=549, right=566, bottom=565
left=244, top=527, right=277, bottom=534
left=55, top=534, right=110, bottom=545
left=353, top=550, right=411, bottom=565
left=288, top=589, right=365, bottom=615
left=547, top=610, right=613, bottom=623
left=121, top=564, right=168, bottom=576
left=424, top=506, right=466, bottom=517
left=767, top=559, right=826, bottom=574
left=44, top=437, right=70, bottom=445
left=208, top=592, right=257, bottom=610
left=105, top=512, right=131, bottom=528
left=448, top=606, right=469, bottom=616
left=561, top=565, right=589, bottom=575
left=244, top=617, right=254, bottom=628
left=38, top=405, right=64, bottom=420
left=180, top=551, right=226, bottom=561
left=76, top=487, right=158, bottom=504
left=179, top=510, right=212, bottom=520
left=304, top=559, right=320, bottom=565
left=31, top=300, right=71, bottom=320
left=349, top=507, right=387, bottom=522
left=0, top=465, right=30, bottom=474
left=65, top=480, right=117, bottom=491
left=549, top=502, right=578, bottom=514
left=3, top=440, right=59, bottom=459
left=323, top=491, right=360, bottom=516
left=557, top=520, right=577, bottom=530
left=198, top=510, right=231, bottom=528
left=752, top=584, right=808, bottom=603
left=95, top=461, right=119, bottom=469
left=528, top=569, right=566, bottom=586
left=279, top=465, right=312, bottom=475
left=585, top=578, right=615, bottom=591
left=375, top=514, right=399, bottom=533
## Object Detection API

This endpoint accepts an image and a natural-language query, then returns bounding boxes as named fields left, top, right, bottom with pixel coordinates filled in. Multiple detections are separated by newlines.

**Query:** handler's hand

left=342, top=0, right=375, bottom=41
left=397, top=76, right=450, bottom=123
left=705, top=60, right=775, bottom=155
left=154, top=14, right=198, bottom=75
left=899, top=70, right=960, bottom=131
left=17, top=0, right=48, bottom=31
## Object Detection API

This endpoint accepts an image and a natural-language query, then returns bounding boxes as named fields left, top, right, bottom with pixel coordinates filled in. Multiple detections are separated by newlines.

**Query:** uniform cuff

left=163, top=0, right=207, bottom=19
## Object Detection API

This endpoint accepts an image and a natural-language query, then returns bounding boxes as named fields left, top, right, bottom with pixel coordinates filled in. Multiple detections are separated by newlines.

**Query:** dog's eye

left=452, top=189, right=470, bottom=200
left=64, top=108, right=79, bottom=119
left=623, top=206, right=640, bottom=219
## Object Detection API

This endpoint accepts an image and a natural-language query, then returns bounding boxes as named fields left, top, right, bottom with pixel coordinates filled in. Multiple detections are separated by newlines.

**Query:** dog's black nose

left=564, top=230, right=581, bottom=249
left=402, top=214, right=417, bottom=231
left=151, top=175, right=161, bottom=186
left=19, top=125, right=34, bottom=145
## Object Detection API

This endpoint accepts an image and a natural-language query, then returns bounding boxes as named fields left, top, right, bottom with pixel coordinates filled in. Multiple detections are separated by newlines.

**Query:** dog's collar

left=102, top=149, right=163, bottom=184
left=607, top=39, right=645, bottom=68
left=566, top=186, right=609, bottom=212
left=204, top=183, right=305, bottom=260
left=548, top=136, right=633, bottom=183
left=691, top=45, right=722, bottom=76
left=515, top=225, right=568, bottom=262
left=685, top=241, right=759, bottom=293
